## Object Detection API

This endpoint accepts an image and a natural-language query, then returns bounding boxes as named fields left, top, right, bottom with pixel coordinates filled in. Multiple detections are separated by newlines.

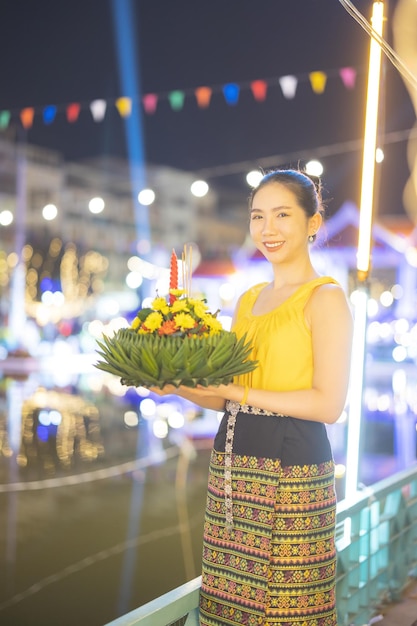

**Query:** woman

left=154, top=169, right=353, bottom=625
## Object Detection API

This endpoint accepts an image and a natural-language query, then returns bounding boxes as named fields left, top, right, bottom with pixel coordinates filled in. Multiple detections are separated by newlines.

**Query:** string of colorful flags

left=0, top=66, right=359, bottom=130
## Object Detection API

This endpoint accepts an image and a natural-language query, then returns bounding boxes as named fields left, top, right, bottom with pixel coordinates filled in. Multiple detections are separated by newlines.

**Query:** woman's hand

left=195, top=384, right=230, bottom=398
left=148, top=384, right=181, bottom=396
left=146, top=382, right=243, bottom=411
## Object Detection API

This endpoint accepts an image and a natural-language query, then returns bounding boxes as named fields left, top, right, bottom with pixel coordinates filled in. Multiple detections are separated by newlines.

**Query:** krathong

left=95, top=246, right=257, bottom=389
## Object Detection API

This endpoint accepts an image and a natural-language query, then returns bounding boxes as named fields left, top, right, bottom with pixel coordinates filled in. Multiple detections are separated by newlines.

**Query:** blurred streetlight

left=89, top=197, right=105, bottom=214
left=138, top=188, right=155, bottom=206
left=42, top=204, right=58, bottom=221
left=0, top=210, right=13, bottom=226
left=190, top=180, right=209, bottom=197
left=246, top=170, right=263, bottom=187
left=305, top=160, right=324, bottom=177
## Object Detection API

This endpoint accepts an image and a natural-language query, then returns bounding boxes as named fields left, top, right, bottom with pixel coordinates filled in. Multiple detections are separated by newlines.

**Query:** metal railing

left=105, top=464, right=417, bottom=626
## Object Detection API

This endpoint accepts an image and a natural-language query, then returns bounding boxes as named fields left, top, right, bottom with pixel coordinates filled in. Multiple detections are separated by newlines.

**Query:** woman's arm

left=191, top=284, right=353, bottom=424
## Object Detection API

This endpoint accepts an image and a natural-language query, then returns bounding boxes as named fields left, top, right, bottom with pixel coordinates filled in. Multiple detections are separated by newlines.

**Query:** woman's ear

left=309, top=211, right=322, bottom=237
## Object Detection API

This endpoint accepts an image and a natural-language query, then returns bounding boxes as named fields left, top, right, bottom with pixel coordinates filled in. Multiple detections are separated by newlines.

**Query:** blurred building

left=0, top=137, right=247, bottom=295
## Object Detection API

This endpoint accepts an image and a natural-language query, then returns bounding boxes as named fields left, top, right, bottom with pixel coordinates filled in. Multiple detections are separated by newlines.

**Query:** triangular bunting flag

left=195, top=86, right=212, bottom=108
left=115, top=97, right=132, bottom=118
left=339, top=67, right=357, bottom=89
left=0, top=110, right=11, bottom=129
left=20, top=107, right=35, bottom=129
left=250, top=80, right=268, bottom=102
left=66, top=103, right=81, bottom=123
left=309, top=71, right=327, bottom=94
left=168, top=90, right=185, bottom=111
left=43, top=105, right=57, bottom=125
left=142, top=93, right=158, bottom=114
left=223, top=83, right=240, bottom=106
left=90, top=99, right=107, bottom=122
left=279, top=75, right=298, bottom=99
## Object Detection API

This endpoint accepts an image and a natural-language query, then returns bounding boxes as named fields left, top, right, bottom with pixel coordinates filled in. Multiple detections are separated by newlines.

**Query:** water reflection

left=0, top=354, right=415, bottom=625
left=0, top=358, right=210, bottom=626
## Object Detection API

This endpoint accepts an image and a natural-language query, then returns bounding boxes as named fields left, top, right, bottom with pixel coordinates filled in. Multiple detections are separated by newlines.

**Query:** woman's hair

left=249, top=168, right=323, bottom=218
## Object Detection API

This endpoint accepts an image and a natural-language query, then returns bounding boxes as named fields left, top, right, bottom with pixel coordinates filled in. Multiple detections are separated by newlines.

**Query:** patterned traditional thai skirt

left=199, top=401, right=337, bottom=626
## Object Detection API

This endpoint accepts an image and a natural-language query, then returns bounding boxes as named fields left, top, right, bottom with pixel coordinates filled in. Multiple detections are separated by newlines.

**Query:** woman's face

left=249, top=182, right=320, bottom=264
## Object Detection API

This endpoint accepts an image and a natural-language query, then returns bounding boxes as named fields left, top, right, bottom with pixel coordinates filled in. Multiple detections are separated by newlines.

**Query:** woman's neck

left=270, top=259, right=318, bottom=289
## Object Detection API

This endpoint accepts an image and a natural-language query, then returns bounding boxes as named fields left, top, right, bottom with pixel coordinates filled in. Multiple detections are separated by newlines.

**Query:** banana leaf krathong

left=95, top=328, right=257, bottom=389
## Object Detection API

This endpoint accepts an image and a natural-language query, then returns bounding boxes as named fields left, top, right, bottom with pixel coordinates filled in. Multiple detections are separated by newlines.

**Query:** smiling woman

left=248, top=172, right=323, bottom=267
left=150, top=168, right=353, bottom=626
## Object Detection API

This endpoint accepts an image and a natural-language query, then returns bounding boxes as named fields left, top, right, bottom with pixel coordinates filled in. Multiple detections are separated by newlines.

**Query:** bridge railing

left=105, top=464, right=417, bottom=626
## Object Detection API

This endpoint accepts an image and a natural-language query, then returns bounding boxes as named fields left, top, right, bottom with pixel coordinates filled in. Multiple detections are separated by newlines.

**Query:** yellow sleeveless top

left=233, top=276, right=339, bottom=392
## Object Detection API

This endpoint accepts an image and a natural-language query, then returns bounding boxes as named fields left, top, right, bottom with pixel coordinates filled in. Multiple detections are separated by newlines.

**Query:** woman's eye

left=277, top=212, right=288, bottom=218
left=250, top=214, right=262, bottom=220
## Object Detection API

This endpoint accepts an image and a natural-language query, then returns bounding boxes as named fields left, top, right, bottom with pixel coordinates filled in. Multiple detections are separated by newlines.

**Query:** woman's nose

left=262, top=217, right=275, bottom=234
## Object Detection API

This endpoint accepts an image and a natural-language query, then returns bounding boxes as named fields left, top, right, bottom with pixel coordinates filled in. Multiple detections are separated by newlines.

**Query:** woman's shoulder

left=239, top=282, right=269, bottom=299
left=235, top=282, right=269, bottom=312
left=308, top=278, right=352, bottom=317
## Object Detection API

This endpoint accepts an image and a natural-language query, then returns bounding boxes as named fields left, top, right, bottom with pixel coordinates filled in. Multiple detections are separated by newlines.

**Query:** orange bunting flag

left=279, top=75, right=298, bottom=99
left=116, top=97, right=132, bottom=118
left=142, top=93, right=158, bottom=114
left=339, top=67, right=357, bottom=89
left=168, top=90, right=185, bottom=111
left=20, top=107, right=35, bottom=129
left=250, top=80, right=268, bottom=102
left=66, top=103, right=81, bottom=123
left=90, top=99, right=107, bottom=122
left=195, top=86, right=212, bottom=108
left=309, top=71, right=327, bottom=94
left=0, top=110, right=11, bottom=129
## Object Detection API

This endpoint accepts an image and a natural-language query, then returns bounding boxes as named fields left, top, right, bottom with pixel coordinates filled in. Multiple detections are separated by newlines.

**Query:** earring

left=308, top=234, right=315, bottom=243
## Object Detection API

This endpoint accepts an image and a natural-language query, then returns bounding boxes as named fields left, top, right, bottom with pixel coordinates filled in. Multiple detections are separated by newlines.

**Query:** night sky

left=1, top=0, right=415, bottom=218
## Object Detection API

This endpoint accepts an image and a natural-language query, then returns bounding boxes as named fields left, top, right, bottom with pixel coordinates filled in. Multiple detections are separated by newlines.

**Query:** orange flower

left=158, top=319, right=177, bottom=336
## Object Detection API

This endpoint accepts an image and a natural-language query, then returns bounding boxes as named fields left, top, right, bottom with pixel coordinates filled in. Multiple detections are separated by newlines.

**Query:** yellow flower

left=169, top=288, right=185, bottom=297
left=143, top=311, right=163, bottom=331
left=203, top=315, right=223, bottom=333
left=171, top=300, right=189, bottom=313
left=192, top=300, right=209, bottom=318
left=151, top=297, right=169, bottom=315
left=173, top=312, right=196, bottom=331
left=131, top=317, right=140, bottom=330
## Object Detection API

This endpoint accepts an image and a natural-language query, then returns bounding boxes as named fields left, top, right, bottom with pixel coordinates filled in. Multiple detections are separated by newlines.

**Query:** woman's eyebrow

left=250, top=205, right=292, bottom=212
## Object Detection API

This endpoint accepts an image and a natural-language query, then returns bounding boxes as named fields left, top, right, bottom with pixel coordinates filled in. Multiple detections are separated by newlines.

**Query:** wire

left=195, top=125, right=417, bottom=179
left=338, top=0, right=417, bottom=93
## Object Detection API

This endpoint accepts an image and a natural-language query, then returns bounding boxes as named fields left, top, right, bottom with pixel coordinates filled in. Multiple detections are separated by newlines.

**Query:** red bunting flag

left=66, top=103, right=81, bottom=123
left=250, top=80, right=268, bottom=102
